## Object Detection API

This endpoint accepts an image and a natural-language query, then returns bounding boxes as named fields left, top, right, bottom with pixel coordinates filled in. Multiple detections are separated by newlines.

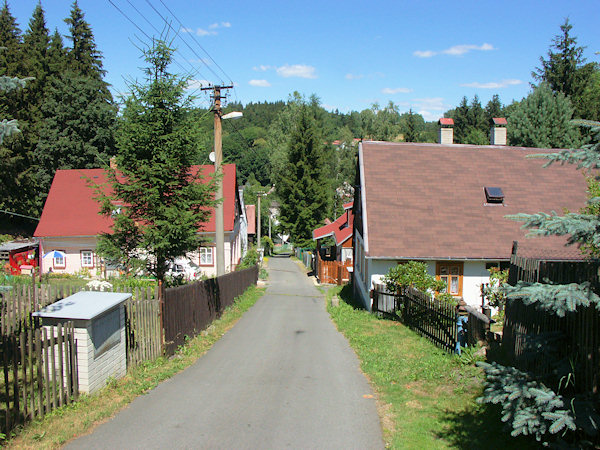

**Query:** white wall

left=40, top=236, right=100, bottom=276
left=355, top=256, right=492, bottom=310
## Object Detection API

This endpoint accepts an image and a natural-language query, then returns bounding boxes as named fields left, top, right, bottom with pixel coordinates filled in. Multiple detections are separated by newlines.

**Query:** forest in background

left=1, top=2, right=599, bottom=243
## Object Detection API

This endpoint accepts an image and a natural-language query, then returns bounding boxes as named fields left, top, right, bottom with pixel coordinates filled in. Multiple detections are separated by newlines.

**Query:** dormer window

left=484, top=187, right=504, bottom=204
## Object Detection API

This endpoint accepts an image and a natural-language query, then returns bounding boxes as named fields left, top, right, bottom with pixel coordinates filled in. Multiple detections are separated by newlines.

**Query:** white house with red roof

left=34, top=164, right=244, bottom=278
left=353, top=125, right=589, bottom=311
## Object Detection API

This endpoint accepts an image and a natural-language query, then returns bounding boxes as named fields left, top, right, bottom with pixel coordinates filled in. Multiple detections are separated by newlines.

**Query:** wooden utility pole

left=202, top=85, right=233, bottom=277
left=257, top=193, right=262, bottom=250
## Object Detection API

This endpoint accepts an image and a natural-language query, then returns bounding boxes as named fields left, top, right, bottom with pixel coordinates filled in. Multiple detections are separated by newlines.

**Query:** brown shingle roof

left=360, top=141, right=588, bottom=260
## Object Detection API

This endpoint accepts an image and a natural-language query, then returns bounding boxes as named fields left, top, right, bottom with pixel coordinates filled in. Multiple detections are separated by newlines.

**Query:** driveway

left=67, top=255, right=384, bottom=449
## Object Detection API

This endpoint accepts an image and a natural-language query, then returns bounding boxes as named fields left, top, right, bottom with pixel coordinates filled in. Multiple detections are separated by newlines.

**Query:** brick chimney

left=490, top=118, right=507, bottom=145
left=438, top=118, right=454, bottom=145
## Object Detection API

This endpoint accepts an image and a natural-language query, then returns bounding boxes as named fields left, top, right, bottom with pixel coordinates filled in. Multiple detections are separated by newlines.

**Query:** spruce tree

left=507, top=83, right=580, bottom=148
left=533, top=19, right=586, bottom=100
left=64, top=0, right=105, bottom=80
left=277, top=102, right=329, bottom=247
left=95, top=39, right=216, bottom=282
left=478, top=122, right=600, bottom=445
left=35, top=2, right=116, bottom=204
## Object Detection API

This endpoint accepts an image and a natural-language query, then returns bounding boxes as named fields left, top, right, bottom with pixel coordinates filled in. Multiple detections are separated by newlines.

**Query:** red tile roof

left=359, top=141, right=588, bottom=260
left=313, top=206, right=353, bottom=245
left=439, top=118, right=454, bottom=126
left=34, top=164, right=238, bottom=237
left=246, top=204, right=256, bottom=235
left=492, top=117, right=508, bottom=126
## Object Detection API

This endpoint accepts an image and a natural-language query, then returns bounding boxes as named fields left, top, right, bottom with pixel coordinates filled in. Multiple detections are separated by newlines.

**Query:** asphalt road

left=67, top=255, right=384, bottom=449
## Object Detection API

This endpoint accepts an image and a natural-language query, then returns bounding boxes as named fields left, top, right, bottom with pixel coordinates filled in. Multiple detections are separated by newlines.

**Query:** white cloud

left=253, top=65, right=272, bottom=72
left=460, top=78, right=523, bottom=89
left=411, top=97, right=450, bottom=120
left=346, top=73, right=364, bottom=80
left=414, top=43, right=495, bottom=58
left=186, top=79, right=212, bottom=90
left=196, top=28, right=217, bottom=37
left=382, top=87, right=412, bottom=94
left=185, top=22, right=231, bottom=36
left=276, top=64, right=317, bottom=79
left=414, top=50, right=436, bottom=58
left=249, top=79, right=271, bottom=87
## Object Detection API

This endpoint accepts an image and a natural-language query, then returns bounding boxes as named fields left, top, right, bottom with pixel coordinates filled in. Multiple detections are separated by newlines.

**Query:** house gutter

left=364, top=256, right=511, bottom=262
left=359, top=142, right=369, bottom=254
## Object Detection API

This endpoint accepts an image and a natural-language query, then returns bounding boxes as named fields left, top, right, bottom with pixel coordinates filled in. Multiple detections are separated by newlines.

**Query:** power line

left=157, top=0, right=234, bottom=85
left=144, top=0, right=226, bottom=86
left=110, top=0, right=212, bottom=84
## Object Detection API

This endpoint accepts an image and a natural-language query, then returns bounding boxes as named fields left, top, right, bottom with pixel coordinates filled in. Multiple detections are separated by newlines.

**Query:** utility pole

left=257, top=193, right=262, bottom=250
left=202, top=84, right=233, bottom=277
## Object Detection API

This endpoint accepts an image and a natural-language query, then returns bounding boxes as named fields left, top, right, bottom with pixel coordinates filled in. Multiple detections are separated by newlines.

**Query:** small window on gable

left=484, top=187, right=504, bottom=204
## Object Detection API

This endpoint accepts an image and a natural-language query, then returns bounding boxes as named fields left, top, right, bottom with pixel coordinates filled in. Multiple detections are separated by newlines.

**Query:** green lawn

left=327, top=285, right=537, bottom=449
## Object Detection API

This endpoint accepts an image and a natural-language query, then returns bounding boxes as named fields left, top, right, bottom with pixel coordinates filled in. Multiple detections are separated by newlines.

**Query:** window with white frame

left=199, top=247, right=214, bottom=266
left=81, top=250, right=94, bottom=268
left=53, top=251, right=66, bottom=268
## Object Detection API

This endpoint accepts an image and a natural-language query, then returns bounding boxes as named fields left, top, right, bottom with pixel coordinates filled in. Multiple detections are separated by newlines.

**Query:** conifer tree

left=35, top=2, right=116, bottom=204
left=95, top=39, right=216, bottom=282
left=277, top=102, right=329, bottom=247
left=478, top=122, right=600, bottom=445
left=508, top=83, right=580, bottom=148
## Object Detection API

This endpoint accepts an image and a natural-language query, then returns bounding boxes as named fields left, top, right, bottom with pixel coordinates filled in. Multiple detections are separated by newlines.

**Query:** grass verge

left=326, top=285, right=537, bottom=449
left=5, top=285, right=265, bottom=449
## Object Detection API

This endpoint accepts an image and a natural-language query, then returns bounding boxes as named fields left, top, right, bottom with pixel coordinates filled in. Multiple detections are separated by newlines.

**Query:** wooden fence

left=1, top=322, right=78, bottom=433
left=315, top=253, right=351, bottom=285
left=163, top=266, right=258, bottom=356
left=372, top=287, right=492, bottom=353
left=373, top=287, right=458, bottom=353
left=124, top=288, right=162, bottom=368
left=0, top=266, right=258, bottom=433
left=503, top=249, right=600, bottom=394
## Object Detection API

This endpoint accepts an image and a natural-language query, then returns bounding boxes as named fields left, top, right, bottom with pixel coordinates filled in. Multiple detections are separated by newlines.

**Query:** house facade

left=353, top=136, right=588, bottom=311
left=34, top=164, right=245, bottom=279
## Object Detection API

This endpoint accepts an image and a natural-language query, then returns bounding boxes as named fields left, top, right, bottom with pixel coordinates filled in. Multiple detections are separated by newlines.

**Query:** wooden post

left=158, top=282, right=165, bottom=355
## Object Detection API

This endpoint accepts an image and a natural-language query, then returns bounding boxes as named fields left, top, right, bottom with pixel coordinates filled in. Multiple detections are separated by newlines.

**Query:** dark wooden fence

left=124, top=288, right=161, bottom=368
left=503, top=250, right=600, bottom=394
left=1, top=322, right=78, bottom=433
left=163, top=266, right=258, bottom=355
left=372, top=287, right=492, bottom=353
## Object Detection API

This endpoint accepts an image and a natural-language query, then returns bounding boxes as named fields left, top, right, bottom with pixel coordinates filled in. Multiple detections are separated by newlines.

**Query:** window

left=199, top=247, right=214, bottom=266
left=81, top=250, right=94, bottom=268
left=53, top=251, right=66, bottom=268
left=436, top=262, right=463, bottom=296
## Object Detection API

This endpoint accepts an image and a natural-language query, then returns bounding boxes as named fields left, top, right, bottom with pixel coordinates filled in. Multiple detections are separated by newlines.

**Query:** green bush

left=383, top=261, right=445, bottom=293
left=262, top=236, right=274, bottom=256
left=237, top=247, right=259, bottom=270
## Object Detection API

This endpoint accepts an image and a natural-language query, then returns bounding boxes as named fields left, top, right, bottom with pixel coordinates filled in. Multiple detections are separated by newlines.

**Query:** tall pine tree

left=277, top=102, right=329, bottom=247
left=35, top=1, right=116, bottom=207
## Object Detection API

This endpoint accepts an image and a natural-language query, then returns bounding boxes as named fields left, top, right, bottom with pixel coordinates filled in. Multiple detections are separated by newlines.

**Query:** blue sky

left=10, top=0, right=600, bottom=121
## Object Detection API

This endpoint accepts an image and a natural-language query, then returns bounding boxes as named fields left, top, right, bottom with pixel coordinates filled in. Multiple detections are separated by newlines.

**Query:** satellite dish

left=209, top=152, right=215, bottom=162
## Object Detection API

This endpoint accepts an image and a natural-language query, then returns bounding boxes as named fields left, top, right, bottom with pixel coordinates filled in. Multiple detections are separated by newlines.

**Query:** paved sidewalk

left=67, top=255, right=383, bottom=449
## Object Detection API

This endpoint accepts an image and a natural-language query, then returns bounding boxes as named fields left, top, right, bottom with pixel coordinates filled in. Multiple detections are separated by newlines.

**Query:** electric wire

left=116, top=0, right=212, bottom=84
left=157, top=0, right=234, bottom=85
left=144, top=0, right=226, bottom=86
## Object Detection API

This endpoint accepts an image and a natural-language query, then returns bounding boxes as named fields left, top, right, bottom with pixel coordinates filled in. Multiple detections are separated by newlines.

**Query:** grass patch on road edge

left=6, top=285, right=265, bottom=450
left=326, top=285, right=536, bottom=449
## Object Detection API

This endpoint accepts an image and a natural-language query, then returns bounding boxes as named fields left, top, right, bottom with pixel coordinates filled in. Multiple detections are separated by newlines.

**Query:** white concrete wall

left=75, top=306, right=126, bottom=394
left=45, top=306, right=126, bottom=395
left=463, top=261, right=489, bottom=308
